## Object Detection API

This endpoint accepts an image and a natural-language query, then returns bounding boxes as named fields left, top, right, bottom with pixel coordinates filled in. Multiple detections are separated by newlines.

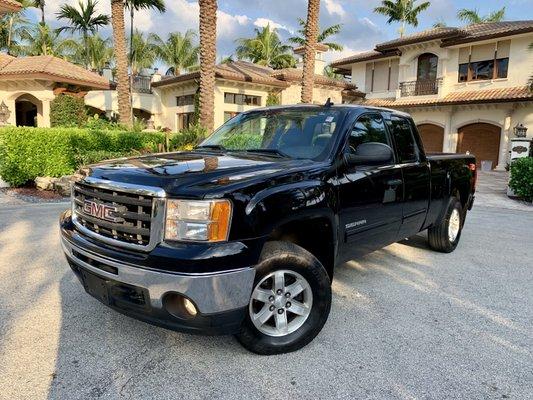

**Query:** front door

left=337, top=113, right=404, bottom=262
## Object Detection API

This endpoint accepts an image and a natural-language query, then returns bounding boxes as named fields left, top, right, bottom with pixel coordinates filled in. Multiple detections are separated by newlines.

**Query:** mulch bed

left=0, top=184, right=68, bottom=204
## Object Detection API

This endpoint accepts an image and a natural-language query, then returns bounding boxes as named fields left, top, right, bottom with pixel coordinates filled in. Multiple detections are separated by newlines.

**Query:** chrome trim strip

left=80, top=176, right=166, bottom=198
left=62, top=237, right=255, bottom=314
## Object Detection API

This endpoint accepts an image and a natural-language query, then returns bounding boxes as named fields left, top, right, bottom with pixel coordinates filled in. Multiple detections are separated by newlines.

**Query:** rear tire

left=428, top=197, right=463, bottom=253
left=236, top=241, right=331, bottom=355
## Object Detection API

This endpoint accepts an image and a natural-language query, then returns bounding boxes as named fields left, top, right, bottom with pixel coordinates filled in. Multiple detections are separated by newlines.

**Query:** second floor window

left=458, top=41, right=510, bottom=82
left=176, top=95, right=195, bottom=106
left=224, top=93, right=261, bottom=106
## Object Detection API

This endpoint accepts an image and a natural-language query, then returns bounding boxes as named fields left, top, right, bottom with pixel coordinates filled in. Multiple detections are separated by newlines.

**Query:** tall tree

left=301, top=0, right=320, bottom=104
left=110, top=0, right=132, bottom=126
left=374, top=0, right=431, bottom=37
left=129, top=30, right=158, bottom=75
left=65, top=33, right=114, bottom=71
left=18, top=23, right=71, bottom=56
left=125, top=0, right=165, bottom=74
left=457, top=7, right=505, bottom=24
left=152, top=30, right=199, bottom=75
left=56, top=0, right=109, bottom=68
left=0, top=0, right=31, bottom=55
left=236, top=25, right=296, bottom=69
left=289, top=17, right=343, bottom=51
left=198, top=0, right=217, bottom=132
left=33, top=0, right=45, bottom=25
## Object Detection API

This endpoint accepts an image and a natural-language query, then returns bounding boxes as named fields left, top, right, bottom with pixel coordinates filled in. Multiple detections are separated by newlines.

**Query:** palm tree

left=374, top=0, right=431, bottom=37
left=110, top=0, right=132, bottom=126
left=65, top=34, right=114, bottom=71
left=301, top=0, right=320, bottom=104
left=0, top=0, right=31, bottom=55
left=56, top=0, right=109, bottom=68
left=129, top=30, right=158, bottom=75
left=198, top=0, right=217, bottom=132
left=125, top=0, right=165, bottom=75
left=289, top=17, right=343, bottom=51
left=18, top=23, right=71, bottom=57
left=528, top=43, right=533, bottom=92
left=236, top=25, right=296, bottom=69
left=152, top=30, right=199, bottom=75
left=457, top=7, right=505, bottom=24
left=33, top=0, right=45, bottom=25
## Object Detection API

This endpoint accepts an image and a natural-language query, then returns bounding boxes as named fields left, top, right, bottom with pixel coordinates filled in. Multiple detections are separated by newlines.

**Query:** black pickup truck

left=60, top=105, right=476, bottom=354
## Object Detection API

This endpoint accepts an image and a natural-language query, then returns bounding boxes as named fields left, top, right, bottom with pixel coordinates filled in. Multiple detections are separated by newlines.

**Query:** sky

left=25, top=0, right=533, bottom=67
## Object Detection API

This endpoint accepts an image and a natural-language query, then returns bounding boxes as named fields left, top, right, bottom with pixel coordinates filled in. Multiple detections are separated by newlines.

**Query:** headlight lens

left=165, top=199, right=232, bottom=242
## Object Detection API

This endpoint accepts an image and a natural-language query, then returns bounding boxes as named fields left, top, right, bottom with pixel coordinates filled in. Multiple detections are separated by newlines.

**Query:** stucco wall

left=280, top=84, right=343, bottom=105
left=0, top=85, right=55, bottom=128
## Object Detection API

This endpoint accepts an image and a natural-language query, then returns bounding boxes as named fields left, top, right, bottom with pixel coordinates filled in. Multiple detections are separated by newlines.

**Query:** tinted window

left=389, top=117, right=419, bottom=163
left=347, top=114, right=389, bottom=153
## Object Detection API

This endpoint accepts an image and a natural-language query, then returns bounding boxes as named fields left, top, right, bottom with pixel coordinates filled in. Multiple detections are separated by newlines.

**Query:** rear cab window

left=387, top=116, right=420, bottom=163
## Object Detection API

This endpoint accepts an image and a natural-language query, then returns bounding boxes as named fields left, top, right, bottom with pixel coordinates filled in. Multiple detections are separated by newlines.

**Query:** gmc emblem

left=83, top=200, right=122, bottom=223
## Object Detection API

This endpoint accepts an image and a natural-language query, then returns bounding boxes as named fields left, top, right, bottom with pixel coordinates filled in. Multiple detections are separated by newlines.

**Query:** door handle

left=386, top=179, right=403, bottom=187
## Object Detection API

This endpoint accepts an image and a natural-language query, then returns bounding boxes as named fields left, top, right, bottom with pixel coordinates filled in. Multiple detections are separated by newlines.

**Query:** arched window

left=417, top=53, right=438, bottom=81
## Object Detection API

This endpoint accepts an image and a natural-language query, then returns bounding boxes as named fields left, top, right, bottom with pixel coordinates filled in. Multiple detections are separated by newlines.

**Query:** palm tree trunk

left=129, top=7, right=135, bottom=117
left=198, top=0, right=217, bottom=133
left=40, top=6, right=45, bottom=25
left=301, top=0, right=320, bottom=104
left=111, top=0, right=133, bottom=127
left=7, top=16, right=13, bottom=54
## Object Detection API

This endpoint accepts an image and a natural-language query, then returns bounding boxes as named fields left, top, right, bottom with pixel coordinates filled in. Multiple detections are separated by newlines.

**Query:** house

left=0, top=54, right=110, bottom=127
left=85, top=52, right=362, bottom=132
left=331, top=21, right=533, bottom=170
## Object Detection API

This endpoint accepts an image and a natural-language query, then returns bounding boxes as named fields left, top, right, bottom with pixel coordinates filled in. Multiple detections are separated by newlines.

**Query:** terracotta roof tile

left=153, top=60, right=357, bottom=90
left=362, top=86, right=533, bottom=108
left=441, top=20, right=533, bottom=46
left=330, top=50, right=401, bottom=68
left=0, top=0, right=21, bottom=13
left=376, top=27, right=463, bottom=51
left=0, top=55, right=110, bottom=89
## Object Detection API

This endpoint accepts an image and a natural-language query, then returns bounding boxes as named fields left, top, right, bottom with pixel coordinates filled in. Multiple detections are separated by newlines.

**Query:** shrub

left=509, top=157, right=533, bottom=201
left=170, top=124, right=208, bottom=151
left=50, top=95, right=88, bottom=127
left=0, top=127, right=167, bottom=186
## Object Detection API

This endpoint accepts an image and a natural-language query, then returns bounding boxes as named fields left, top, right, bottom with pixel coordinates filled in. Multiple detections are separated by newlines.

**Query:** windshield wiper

left=195, top=144, right=227, bottom=151
left=242, top=149, right=291, bottom=158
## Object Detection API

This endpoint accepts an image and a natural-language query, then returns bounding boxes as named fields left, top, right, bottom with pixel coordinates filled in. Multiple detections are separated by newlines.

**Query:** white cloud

left=253, top=18, right=291, bottom=33
left=324, top=0, right=346, bottom=18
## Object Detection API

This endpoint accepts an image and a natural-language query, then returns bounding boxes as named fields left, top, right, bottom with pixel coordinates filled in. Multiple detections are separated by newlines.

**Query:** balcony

left=399, top=78, right=442, bottom=97
left=131, top=75, right=152, bottom=94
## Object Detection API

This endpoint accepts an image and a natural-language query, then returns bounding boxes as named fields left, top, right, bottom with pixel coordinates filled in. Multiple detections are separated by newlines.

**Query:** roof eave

left=441, top=27, right=533, bottom=47
left=0, top=72, right=110, bottom=90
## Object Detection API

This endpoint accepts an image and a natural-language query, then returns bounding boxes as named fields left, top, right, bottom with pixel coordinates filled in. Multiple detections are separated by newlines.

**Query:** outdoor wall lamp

left=513, top=123, right=528, bottom=138
left=0, top=101, right=11, bottom=126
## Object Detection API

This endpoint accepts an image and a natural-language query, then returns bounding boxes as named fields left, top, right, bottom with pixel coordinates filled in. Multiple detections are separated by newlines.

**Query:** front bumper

left=61, top=214, right=256, bottom=335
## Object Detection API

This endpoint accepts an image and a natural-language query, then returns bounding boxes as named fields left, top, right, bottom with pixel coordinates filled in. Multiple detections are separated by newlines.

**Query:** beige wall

left=280, top=83, right=343, bottom=105
left=0, top=82, right=55, bottom=128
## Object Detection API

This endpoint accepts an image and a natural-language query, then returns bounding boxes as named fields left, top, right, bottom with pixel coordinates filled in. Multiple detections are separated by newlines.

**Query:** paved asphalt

left=0, top=202, right=531, bottom=400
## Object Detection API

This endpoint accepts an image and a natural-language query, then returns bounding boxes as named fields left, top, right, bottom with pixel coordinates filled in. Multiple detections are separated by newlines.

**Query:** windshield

left=199, top=108, right=346, bottom=160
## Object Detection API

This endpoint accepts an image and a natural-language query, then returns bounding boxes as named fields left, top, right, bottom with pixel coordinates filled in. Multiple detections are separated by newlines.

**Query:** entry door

left=337, top=113, right=404, bottom=262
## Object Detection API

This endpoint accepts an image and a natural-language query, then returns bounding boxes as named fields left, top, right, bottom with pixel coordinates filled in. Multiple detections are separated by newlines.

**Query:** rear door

left=337, top=112, right=404, bottom=261
left=386, top=115, right=431, bottom=238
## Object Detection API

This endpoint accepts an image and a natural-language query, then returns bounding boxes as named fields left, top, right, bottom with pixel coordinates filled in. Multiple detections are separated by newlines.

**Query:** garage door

left=457, top=123, right=501, bottom=169
left=417, top=124, right=444, bottom=153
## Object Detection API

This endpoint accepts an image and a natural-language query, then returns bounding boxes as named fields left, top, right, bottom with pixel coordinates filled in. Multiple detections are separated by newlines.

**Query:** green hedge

left=509, top=157, right=533, bottom=201
left=0, top=127, right=170, bottom=186
left=50, top=95, right=88, bottom=127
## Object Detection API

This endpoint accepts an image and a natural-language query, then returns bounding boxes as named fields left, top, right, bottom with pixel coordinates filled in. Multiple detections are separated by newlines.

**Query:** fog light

left=183, top=298, right=197, bottom=317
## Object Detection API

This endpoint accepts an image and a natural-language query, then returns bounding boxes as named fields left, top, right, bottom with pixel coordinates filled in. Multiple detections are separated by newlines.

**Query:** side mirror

left=345, top=142, right=394, bottom=166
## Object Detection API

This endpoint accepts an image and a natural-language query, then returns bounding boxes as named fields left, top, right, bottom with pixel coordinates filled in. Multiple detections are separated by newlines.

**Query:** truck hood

left=84, top=151, right=317, bottom=197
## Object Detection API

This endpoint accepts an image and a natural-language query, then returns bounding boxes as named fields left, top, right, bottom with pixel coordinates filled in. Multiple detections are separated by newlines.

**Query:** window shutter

left=458, top=47, right=470, bottom=64
left=365, top=63, right=373, bottom=92
left=496, top=40, right=511, bottom=59
left=373, top=61, right=389, bottom=92
left=389, top=59, right=399, bottom=90
left=470, top=43, right=496, bottom=62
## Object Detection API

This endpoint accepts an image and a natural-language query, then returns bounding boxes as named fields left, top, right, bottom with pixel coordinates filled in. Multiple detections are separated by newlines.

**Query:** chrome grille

left=73, top=182, right=154, bottom=247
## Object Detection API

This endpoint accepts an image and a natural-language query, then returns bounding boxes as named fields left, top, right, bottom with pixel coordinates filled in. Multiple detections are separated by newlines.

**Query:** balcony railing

left=399, top=78, right=442, bottom=97
left=131, top=75, right=152, bottom=94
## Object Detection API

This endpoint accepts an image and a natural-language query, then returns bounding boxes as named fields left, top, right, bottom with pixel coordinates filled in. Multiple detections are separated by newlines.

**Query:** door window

left=347, top=114, right=389, bottom=154
left=388, top=116, right=419, bottom=163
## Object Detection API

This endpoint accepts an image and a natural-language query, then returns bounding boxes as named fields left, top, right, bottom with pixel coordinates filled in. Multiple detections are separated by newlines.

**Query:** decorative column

left=443, top=108, right=455, bottom=153
left=40, top=98, right=52, bottom=128
left=496, top=110, right=514, bottom=171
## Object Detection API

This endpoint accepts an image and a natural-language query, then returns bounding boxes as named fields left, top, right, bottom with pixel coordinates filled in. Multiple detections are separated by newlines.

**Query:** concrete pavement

left=0, top=201, right=532, bottom=400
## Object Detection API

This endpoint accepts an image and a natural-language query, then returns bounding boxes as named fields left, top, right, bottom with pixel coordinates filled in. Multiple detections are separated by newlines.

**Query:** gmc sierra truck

left=60, top=104, right=476, bottom=354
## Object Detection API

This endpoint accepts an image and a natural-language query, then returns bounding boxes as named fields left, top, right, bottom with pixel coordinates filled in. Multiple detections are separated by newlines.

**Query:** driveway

left=0, top=201, right=532, bottom=400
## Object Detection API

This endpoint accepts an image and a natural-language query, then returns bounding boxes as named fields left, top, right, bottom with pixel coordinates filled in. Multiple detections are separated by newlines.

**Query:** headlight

left=165, top=199, right=232, bottom=242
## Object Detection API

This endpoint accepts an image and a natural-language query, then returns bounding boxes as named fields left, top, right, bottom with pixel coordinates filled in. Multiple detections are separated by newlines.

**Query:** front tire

left=236, top=241, right=331, bottom=355
left=428, top=197, right=464, bottom=253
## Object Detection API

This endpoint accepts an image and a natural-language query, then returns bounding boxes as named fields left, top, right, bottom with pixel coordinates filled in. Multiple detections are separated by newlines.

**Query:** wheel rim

left=448, top=208, right=461, bottom=242
left=249, top=269, right=313, bottom=337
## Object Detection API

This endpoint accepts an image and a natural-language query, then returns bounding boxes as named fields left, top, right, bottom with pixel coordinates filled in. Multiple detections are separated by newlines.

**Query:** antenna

left=324, top=98, right=333, bottom=107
